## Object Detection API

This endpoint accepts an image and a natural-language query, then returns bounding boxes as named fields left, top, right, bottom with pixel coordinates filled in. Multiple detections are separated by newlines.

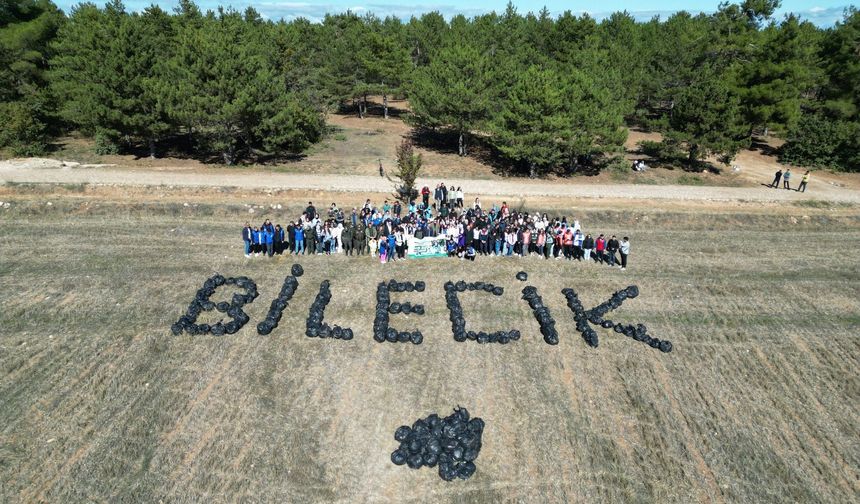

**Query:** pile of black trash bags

left=444, top=281, right=519, bottom=344
left=171, top=274, right=256, bottom=336
left=390, top=407, right=484, bottom=481
left=257, top=274, right=299, bottom=335
left=305, top=280, right=353, bottom=340
left=522, top=286, right=558, bottom=345
left=563, top=285, right=672, bottom=352
left=374, top=280, right=425, bottom=344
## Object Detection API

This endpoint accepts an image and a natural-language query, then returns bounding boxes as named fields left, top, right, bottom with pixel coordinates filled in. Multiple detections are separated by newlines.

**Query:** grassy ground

left=0, top=194, right=858, bottom=503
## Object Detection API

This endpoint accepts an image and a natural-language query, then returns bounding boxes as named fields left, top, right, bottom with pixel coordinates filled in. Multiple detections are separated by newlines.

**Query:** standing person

left=366, top=223, right=378, bottom=256
left=242, top=222, right=252, bottom=258
left=771, top=169, right=782, bottom=188
left=456, top=187, right=464, bottom=208
left=783, top=168, right=792, bottom=190
left=798, top=171, right=810, bottom=192
left=606, top=235, right=619, bottom=266
left=342, top=225, right=353, bottom=256
left=251, top=227, right=262, bottom=257
left=274, top=224, right=284, bottom=254
left=619, top=236, right=630, bottom=270
left=422, top=185, right=430, bottom=208
left=353, top=223, right=366, bottom=255
left=293, top=221, right=305, bottom=255
left=563, top=227, right=574, bottom=259
left=573, top=229, right=584, bottom=260
left=305, top=201, right=316, bottom=219
left=595, top=234, right=606, bottom=264
left=582, top=233, right=595, bottom=262
left=264, top=225, right=274, bottom=257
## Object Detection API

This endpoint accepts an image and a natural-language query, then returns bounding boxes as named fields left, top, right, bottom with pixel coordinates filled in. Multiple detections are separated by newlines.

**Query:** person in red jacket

left=421, top=186, right=430, bottom=207
left=595, top=234, right=606, bottom=263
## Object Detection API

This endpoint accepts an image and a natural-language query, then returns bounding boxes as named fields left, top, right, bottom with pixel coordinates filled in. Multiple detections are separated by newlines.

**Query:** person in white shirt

left=619, top=236, right=630, bottom=270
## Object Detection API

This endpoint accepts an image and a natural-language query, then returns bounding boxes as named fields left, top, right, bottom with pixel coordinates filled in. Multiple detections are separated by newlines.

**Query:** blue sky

left=55, top=0, right=855, bottom=26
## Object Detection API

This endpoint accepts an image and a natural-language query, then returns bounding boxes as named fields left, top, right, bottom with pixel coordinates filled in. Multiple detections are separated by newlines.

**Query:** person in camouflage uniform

left=353, top=223, right=366, bottom=255
left=342, top=225, right=354, bottom=256
left=365, top=224, right=379, bottom=256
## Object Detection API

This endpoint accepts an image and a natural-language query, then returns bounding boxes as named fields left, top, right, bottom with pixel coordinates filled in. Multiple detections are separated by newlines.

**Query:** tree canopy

left=0, top=0, right=856, bottom=172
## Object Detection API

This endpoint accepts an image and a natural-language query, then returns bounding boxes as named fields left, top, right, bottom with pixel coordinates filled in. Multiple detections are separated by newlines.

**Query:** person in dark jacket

left=242, top=222, right=252, bottom=257
left=286, top=222, right=296, bottom=254
left=305, top=201, right=316, bottom=218
left=582, top=233, right=595, bottom=262
left=342, top=225, right=354, bottom=256
left=273, top=224, right=282, bottom=254
left=353, top=223, right=366, bottom=255
left=771, top=169, right=782, bottom=188
left=606, top=235, right=620, bottom=266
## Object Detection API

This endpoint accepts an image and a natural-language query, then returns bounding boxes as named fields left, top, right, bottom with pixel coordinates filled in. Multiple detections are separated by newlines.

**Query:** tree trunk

left=688, top=144, right=698, bottom=167
left=383, top=93, right=389, bottom=119
left=529, top=161, right=537, bottom=179
left=458, top=131, right=465, bottom=157
left=223, top=144, right=235, bottom=165
left=148, top=138, right=156, bottom=160
left=358, top=97, right=364, bottom=119
left=362, top=93, right=368, bottom=119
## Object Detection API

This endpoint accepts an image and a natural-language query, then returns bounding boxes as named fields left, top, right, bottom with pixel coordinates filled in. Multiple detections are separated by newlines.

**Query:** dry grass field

left=1, top=187, right=858, bottom=503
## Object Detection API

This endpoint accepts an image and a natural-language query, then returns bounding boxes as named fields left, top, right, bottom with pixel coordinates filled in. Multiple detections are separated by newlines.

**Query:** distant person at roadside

left=798, top=171, right=810, bottom=192
left=783, top=169, right=792, bottom=190
left=619, top=237, right=630, bottom=270
left=242, top=222, right=252, bottom=257
left=771, top=169, right=782, bottom=188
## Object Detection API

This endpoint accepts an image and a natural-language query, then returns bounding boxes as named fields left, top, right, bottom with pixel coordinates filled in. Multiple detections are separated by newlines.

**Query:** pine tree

left=668, top=67, right=749, bottom=167
left=491, top=65, right=567, bottom=177
left=408, top=43, right=493, bottom=156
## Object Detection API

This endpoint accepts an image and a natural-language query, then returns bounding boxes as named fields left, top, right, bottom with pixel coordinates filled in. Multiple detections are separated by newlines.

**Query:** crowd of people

left=241, top=183, right=632, bottom=270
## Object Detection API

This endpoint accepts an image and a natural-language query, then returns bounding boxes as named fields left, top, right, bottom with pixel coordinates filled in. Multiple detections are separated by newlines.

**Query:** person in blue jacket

left=252, top=227, right=262, bottom=256
left=293, top=221, right=305, bottom=255
left=264, top=226, right=274, bottom=257
left=242, top=222, right=252, bottom=257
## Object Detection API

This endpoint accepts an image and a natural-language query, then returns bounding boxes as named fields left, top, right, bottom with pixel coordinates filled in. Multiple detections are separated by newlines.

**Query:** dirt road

left=1, top=157, right=857, bottom=203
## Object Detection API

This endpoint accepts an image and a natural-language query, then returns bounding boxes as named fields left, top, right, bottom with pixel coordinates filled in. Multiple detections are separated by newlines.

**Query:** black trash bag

left=415, top=281, right=426, bottom=292
left=413, top=304, right=425, bottom=315
left=455, top=281, right=467, bottom=292
left=211, top=323, right=226, bottom=336
left=389, top=302, right=402, bottom=314
left=453, top=331, right=467, bottom=342
left=391, top=449, right=407, bottom=465
left=373, top=331, right=385, bottom=343
left=492, top=286, right=504, bottom=296
left=216, top=301, right=230, bottom=313
left=457, top=461, right=476, bottom=479
left=410, top=331, right=423, bottom=345
left=626, top=285, right=639, bottom=298
left=290, top=264, right=304, bottom=277
left=398, top=331, right=411, bottom=343
left=516, top=271, right=528, bottom=281
left=400, top=302, right=412, bottom=314
left=342, top=328, right=354, bottom=341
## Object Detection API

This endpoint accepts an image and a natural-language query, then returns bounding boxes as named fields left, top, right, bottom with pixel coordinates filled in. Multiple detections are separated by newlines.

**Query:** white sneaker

left=621, top=267, right=626, bottom=271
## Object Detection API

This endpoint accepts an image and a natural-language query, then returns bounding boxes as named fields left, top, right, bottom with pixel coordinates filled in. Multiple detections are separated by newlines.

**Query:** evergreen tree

left=408, top=43, right=493, bottom=156
left=0, top=0, right=63, bottom=154
left=491, top=65, right=567, bottom=177
left=667, top=67, right=749, bottom=167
